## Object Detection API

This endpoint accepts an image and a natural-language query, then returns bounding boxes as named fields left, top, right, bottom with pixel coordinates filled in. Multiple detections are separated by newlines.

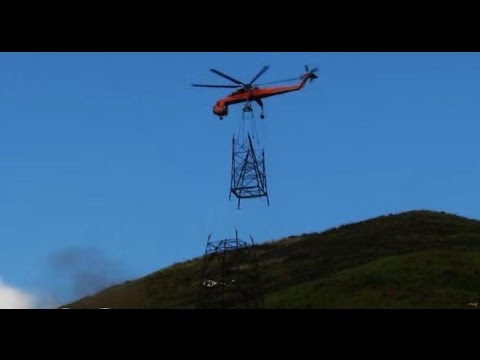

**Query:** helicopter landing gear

left=255, top=99, right=265, bottom=119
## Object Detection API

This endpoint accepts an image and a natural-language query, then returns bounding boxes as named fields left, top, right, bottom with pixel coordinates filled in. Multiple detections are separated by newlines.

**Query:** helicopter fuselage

left=212, top=74, right=312, bottom=118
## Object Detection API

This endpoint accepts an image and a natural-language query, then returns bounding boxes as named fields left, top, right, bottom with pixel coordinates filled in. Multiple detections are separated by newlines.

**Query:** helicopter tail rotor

left=304, top=65, right=319, bottom=82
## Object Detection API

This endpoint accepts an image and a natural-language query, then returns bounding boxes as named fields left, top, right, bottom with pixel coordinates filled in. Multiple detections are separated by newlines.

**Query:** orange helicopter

left=192, top=65, right=318, bottom=120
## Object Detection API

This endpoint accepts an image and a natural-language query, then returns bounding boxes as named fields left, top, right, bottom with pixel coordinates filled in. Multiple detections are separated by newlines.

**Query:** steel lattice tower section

left=230, top=132, right=269, bottom=209
left=196, top=230, right=264, bottom=309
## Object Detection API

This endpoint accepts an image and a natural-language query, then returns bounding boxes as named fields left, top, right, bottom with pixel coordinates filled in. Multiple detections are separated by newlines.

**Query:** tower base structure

left=197, top=230, right=264, bottom=309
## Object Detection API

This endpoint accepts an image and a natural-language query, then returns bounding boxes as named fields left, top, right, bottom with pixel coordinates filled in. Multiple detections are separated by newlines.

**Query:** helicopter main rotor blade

left=192, top=84, right=243, bottom=88
left=256, top=77, right=299, bottom=86
left=210, top=69, right=245, bottom=85
left=248, top=65, right=269, bottom=85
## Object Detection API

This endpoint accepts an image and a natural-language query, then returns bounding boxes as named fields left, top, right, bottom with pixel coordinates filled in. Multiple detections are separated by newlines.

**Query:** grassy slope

left=65, top=210, right=480, bottom=309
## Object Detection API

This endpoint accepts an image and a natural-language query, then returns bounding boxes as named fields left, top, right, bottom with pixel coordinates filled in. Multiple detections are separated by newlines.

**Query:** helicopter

left=192, top=65, right=318, bottom=120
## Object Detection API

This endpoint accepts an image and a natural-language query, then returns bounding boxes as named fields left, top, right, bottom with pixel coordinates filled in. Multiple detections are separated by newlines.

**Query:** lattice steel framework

left=196, top=230, right=264, bottom=309
left=230, top=133, right=269, bottom=209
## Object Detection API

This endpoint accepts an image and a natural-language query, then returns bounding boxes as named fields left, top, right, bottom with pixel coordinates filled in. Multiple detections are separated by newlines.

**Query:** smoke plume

left=48, top=246, right=125, bottom=300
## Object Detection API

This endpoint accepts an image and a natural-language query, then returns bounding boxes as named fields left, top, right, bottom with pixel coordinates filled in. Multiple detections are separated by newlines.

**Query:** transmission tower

left=230, top=133, right=269, bottom=209
left=197, top=230, right=264, bottom=309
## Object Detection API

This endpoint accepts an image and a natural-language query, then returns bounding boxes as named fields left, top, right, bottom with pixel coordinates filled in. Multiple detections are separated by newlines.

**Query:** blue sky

left=1, top=52, right=480, bottom=306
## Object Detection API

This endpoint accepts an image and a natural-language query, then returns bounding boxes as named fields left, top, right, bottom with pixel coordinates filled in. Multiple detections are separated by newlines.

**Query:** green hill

left=63, top=210, right=480, bottom=309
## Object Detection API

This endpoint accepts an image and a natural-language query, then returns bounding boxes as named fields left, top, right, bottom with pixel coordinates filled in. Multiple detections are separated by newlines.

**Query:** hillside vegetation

left=65, top=210, right=480, bottom=309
